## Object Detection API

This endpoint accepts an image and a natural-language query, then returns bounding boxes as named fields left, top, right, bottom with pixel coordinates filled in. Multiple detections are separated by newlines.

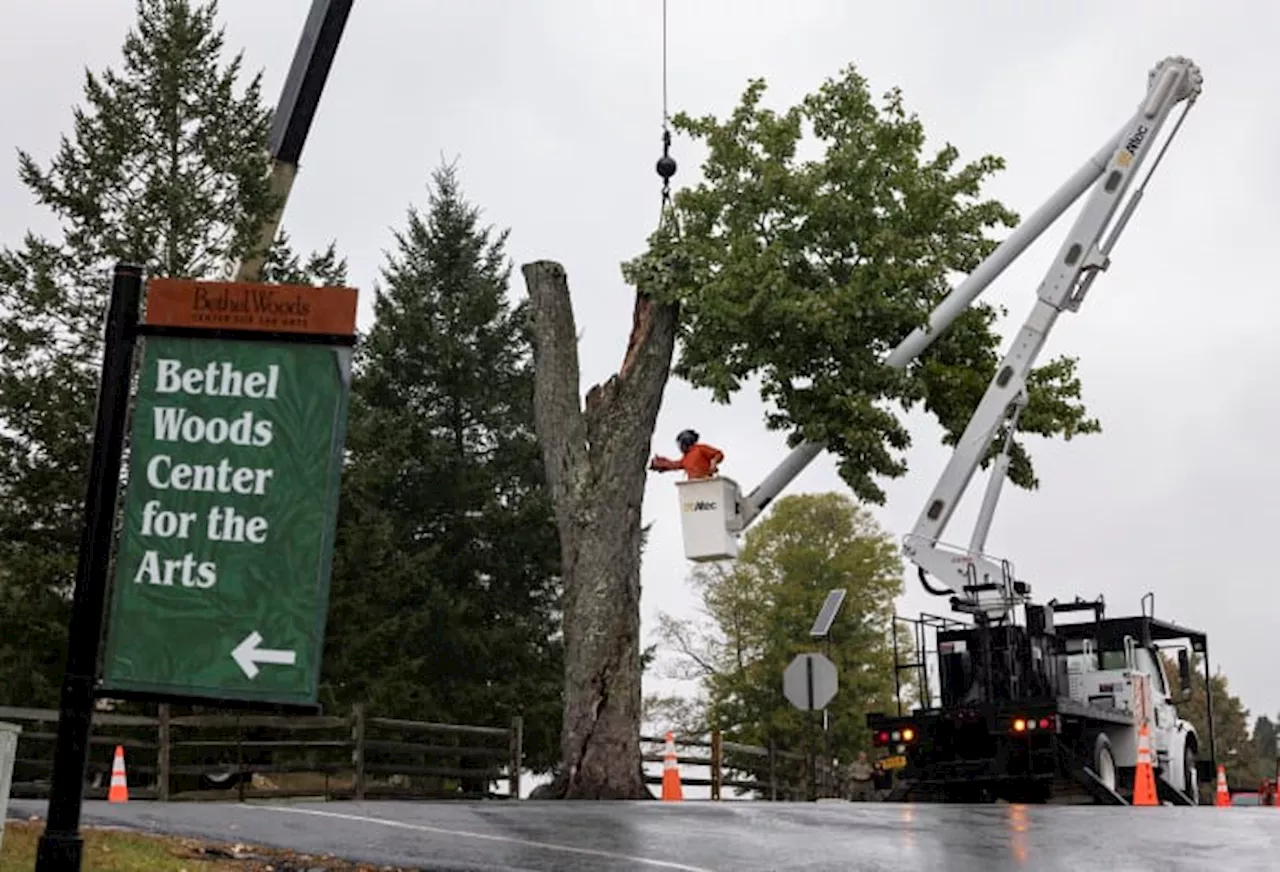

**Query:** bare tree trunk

left=521, top=260, right=678, bottom=799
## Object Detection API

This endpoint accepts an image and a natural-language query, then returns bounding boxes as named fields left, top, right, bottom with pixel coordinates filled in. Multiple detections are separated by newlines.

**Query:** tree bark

left=521, top=260, right=678, bottom=799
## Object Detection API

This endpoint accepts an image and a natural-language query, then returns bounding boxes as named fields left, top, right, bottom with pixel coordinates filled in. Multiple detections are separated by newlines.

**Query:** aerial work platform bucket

left=676, top=476, right=741, bottom=562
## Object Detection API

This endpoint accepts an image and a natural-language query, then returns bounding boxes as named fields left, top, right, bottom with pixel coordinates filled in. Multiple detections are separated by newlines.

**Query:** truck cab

left=1060, top=614, right=1202, bottom=802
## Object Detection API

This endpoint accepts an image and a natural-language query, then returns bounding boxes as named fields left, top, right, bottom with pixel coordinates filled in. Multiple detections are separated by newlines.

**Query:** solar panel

left=809, top=588, right=847, bottom=638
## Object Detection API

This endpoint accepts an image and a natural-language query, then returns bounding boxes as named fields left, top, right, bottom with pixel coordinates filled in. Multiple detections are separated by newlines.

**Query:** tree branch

left=522, top=261, right=589, bottom=532
left=617, top=293, right=678, bottom=405
left=656, top=612, right=718, bottom=679
left=586, top=290, right=679, bottom=462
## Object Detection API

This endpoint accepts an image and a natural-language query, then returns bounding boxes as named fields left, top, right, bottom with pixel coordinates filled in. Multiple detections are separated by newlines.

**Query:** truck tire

left=201, top=769, right=244, bottom=790
left=1183, top=743, right=1199, bottom=805
left=1092, top=732, right=1117, bottom=793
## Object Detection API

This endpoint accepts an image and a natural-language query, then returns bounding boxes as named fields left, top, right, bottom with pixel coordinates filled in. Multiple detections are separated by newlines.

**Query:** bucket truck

left=672, top=56, right=1216, bottom=803
left=867, top=55, right=1215, bottom=806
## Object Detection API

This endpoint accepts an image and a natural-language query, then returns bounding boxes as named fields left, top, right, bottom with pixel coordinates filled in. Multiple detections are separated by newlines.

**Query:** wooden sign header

left=143, top=278, right=358, bottom=336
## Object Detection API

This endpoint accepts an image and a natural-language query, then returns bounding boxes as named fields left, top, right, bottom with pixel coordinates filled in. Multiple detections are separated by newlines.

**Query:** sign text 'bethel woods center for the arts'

left=131, top=357, right=286, bottom=589
left=101, top=334, right=350, bottom=701
left=100, top=277, right=355, bottom=706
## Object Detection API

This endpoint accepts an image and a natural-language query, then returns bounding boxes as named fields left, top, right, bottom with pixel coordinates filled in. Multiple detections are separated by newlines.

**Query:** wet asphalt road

left=8, top=798, right=1280, bottom=872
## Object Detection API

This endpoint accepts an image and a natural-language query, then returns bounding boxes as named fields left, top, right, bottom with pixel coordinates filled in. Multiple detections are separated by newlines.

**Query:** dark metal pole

left=805, top=656, right=816, bottom=801
left=267, top=0, right=355, bottom=167
left=916, top=620, right=927, bottom=707
left=891, top=617, right=902, bottom=716
left=1202, top=646, right=1217, bottom=774
left=35, top=263, right=144, bottom=872
left=822, top=635, right=832, bottom=798
left=236, top=0, right=355, bottom=282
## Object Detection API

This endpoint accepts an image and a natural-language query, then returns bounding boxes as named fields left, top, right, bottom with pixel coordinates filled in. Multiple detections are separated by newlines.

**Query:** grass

left=0, top=819, right=410, bottom=871
left=1, top=820, right=238, bottom=871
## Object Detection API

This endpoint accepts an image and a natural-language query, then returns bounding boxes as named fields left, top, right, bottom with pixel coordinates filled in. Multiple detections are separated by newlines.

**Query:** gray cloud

left=2, top=0, right=1274, bottom=721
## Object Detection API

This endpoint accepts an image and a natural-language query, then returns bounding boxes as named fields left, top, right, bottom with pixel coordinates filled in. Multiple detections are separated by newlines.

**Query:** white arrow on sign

left=232, top=631, right=297, bottom=679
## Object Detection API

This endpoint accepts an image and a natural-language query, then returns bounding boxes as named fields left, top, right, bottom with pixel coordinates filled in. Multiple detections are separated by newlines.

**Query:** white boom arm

left=903, top=56, right=1202, bottom=618
left=732, top=56, right=1201, bottom=534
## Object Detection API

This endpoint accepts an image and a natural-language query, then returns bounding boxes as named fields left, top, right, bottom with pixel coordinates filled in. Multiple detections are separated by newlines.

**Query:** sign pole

left=36, top=263, right=144, bottom=872
left=822, top=635, right=831, bottom=798
left=806, top=655, right=817, bottom=800
left=808, top=588, right=845, bottom=800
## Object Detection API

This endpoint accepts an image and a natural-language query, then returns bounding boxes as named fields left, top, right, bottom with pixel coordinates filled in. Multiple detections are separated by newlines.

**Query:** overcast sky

left=2, top=1, right=1276, bottom=732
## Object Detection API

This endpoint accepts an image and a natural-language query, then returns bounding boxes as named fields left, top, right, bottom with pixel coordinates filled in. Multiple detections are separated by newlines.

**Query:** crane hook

left=657, top=128, right=677, bottom=201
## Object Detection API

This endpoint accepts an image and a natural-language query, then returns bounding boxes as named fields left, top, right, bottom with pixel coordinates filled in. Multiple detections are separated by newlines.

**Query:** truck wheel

left=1092, top=732, right=1117, bottom=793
left=201, top=769, right=243, bottom=790
left=1183, top=744, right=1199, bottom=805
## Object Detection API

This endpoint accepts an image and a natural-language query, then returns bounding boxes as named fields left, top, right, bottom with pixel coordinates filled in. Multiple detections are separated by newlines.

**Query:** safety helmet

left=676, top=429, right=699, bottom=453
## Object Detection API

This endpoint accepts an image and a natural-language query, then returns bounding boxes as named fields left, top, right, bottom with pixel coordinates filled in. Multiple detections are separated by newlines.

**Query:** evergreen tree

left=324, top=162, right=563, bottom=778
left=0, top=0, right=345, bottom=706
left=1251, top=715, right=1277, bottom=781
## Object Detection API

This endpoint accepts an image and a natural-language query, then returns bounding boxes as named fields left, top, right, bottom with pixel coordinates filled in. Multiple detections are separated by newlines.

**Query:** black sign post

left=35, top=263, right=144, bottom=872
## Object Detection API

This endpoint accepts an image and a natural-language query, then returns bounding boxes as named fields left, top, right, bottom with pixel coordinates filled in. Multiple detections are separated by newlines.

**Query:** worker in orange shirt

left=649, top=429, right=724, bottom=480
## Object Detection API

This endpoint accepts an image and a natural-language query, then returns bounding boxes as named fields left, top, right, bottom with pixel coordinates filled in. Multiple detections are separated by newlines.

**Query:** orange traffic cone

left=1214, top=765, right=1231, bottom=807
left=107, top=745, right=129, bottom=803
left=1131, top=723, right=1158, bottom=806
left=660, top=732, right=683, bottom=801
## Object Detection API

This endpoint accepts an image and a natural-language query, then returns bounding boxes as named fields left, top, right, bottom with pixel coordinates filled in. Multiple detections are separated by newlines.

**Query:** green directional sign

left=100, top=333, right=351, bottom=706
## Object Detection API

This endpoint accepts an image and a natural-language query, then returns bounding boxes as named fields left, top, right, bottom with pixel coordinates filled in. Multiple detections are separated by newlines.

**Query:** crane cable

left=655, top=0, right=678, bottom=230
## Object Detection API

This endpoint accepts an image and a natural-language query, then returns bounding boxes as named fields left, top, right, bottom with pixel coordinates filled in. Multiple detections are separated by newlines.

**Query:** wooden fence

left=1, top=704, right=523, bottom=802
left=1, top=705, right=841, bottom=802
left=639, top=733, right=840, bottom=800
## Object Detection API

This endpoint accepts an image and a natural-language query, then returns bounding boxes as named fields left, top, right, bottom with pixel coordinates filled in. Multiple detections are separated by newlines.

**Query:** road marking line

left=255, top=805, right=718, bottom=872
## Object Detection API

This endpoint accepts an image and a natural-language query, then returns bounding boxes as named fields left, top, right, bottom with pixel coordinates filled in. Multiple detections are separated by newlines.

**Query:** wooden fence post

left=352, top=703, right=366, bottom=801
left=508, top=715, right=523, bottom=799
left=157, top=704, right=170, bottom=802
left=235, top=714, right=246, bottom=803
left=710, top=730, right=722, bottom=801
left=768, top=740, right=778, bottom=801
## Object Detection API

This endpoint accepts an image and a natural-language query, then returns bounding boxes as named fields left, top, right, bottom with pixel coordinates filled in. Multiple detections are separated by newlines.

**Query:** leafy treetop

left=625, top=65, right=1099, bottom=504
left=650, top=492, right=904, bottom=770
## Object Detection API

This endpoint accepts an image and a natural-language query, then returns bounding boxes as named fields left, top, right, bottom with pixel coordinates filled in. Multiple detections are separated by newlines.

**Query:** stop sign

left=783, top=652, right=838, bottom=711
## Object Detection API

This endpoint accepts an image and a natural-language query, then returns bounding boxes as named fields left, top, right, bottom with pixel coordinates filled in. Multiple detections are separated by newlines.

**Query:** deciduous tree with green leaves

left=325, top=162, right=564, bottom=781
left=522, top=63, right=1097, bottom=798
left=650, top=493, right=904, bottom=797
left=0, top=0, right=343, bottom=707
left=1166, top=652, right=1253, bottom=787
